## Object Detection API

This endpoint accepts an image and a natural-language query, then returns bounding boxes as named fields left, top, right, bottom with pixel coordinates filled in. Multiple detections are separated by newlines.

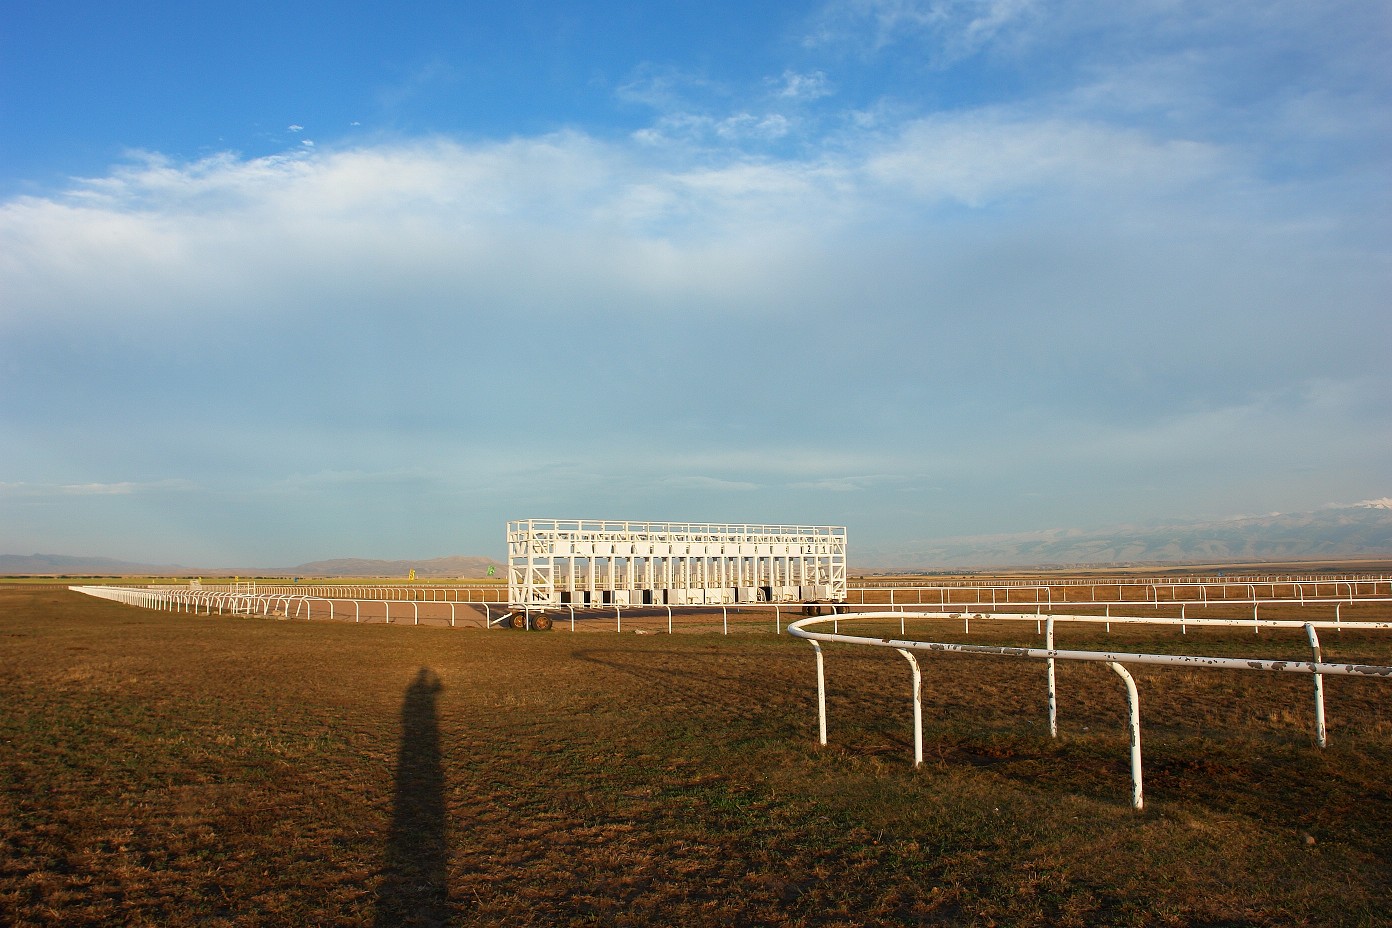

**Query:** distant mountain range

left=858, top=499, right=1392, bottom=570
left=5, top=500, right=1390, bottom=576
left=0, top=554, right=504, bottom=579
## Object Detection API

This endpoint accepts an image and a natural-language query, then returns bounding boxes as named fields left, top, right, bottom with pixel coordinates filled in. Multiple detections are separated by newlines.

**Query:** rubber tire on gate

left=510, top=613, right=529, bottom=630
left=533, top=614, right=554, bottom=631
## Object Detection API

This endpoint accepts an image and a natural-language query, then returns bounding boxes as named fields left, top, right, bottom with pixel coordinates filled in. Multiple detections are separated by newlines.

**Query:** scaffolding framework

left=507, top=519, right=847, bottom=608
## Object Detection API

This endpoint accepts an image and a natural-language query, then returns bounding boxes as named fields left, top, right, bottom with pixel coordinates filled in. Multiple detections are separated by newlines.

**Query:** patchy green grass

left=1, top=586, right=1390, bottom=926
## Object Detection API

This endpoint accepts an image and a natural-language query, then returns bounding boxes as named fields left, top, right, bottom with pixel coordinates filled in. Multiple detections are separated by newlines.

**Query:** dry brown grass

left=1, top=585, right=1390, bottom=926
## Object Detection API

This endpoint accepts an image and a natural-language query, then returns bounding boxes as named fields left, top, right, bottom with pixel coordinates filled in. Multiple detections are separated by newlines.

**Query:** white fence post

left=1046, top=616, right=1058, bottom=738
left=895, top=648, right=924, bottom=767
left=1107, top=662, right=1143, bottom=811
left=1305, top=623, right=1327, bottom=748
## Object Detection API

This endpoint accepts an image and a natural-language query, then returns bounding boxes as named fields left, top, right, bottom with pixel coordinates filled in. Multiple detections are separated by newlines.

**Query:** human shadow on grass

left=375, top=667, right=450, bottom=927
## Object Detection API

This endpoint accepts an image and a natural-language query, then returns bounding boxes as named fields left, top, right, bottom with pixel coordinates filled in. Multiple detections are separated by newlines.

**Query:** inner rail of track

left=124, top=576, right=1392, bottom=615
left=70, top=585, right=822, bottom=634
left=786, top=610, right=1392, bottom=811
left=70, top=582, right=1392, bottom=634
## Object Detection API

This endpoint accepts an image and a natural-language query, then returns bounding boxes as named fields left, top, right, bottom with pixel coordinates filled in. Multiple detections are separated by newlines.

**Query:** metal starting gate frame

left=507, top=518, right=847, bottom=609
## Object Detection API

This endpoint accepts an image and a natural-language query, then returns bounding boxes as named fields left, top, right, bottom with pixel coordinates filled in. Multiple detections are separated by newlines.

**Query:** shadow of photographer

left=375, top=667, right=450, bottom=927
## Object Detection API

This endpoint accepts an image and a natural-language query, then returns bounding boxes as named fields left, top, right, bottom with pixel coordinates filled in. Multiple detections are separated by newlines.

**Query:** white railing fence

left=786, top=611, right=1392, bottom=811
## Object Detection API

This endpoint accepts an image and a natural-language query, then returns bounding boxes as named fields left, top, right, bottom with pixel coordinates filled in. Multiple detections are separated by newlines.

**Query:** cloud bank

left=1, top=0, right=1387, bottom=564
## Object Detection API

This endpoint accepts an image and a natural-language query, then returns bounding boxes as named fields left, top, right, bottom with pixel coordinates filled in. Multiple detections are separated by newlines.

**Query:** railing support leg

left=811, top=641, right=827, bottom=746
left=1046, top=616, right=1058, bottom=738
left=1107, top=662, right=1143, bottom=811
left=1305, top=623, right=1327, bottom=748
left=895, top=648, right=923, bottom=767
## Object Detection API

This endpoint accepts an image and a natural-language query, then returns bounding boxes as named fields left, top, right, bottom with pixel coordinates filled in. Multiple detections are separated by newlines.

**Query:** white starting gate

left=507, top=519, right=847, bottom=609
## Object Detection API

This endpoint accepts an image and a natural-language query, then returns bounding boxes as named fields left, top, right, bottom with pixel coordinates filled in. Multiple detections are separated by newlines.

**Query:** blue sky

left=1, top=0, right=1389, bottom=567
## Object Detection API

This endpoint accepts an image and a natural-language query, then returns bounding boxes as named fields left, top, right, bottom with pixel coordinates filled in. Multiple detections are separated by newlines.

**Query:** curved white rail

left=786, top=611, right=1392, bottom=810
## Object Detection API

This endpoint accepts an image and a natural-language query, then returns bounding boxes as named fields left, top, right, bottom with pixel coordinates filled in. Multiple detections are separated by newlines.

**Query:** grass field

left=2, top=585, right=1390, bottom=926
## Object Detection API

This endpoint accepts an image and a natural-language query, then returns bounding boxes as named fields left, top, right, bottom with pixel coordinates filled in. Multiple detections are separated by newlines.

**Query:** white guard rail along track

left=786, top=610, right=1392, bottom=811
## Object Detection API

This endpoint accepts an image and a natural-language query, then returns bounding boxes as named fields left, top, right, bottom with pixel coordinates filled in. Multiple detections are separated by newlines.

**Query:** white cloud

left=616, top=65, right=721, bottom=112
left=633, top=110, right=799, bottom=148
left=271, top=469, right=434, bottom=491
left=0, top=136, right=846, bottom=331
left=288, top=124, right=304, bottom=132
left=60, top=482, right=138, bottom=495
left=651, top=450, right=928, bottom=480
left=661, top=475, right=761, bottom=492
left=807, top=0, right=1039, bottom=61
left=789, top=476, right=880, bottom=492
left=715, top=112, right=792, bottom=142
left=774, top=69, right=833, bottom=101
left=0, top=480, right=197, bottom=497
left=863, top=111, right=1226, bottom=207
left=375, top=59, right=460, bottom=110
left=0, top=116, right=1380, bottom=419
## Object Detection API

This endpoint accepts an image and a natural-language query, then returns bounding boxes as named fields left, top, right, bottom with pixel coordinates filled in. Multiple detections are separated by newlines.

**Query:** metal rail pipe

left=786, top=611, right=1392, bottom=810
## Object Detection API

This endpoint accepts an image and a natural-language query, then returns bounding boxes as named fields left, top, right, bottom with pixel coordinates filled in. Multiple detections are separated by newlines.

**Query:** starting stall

left=506, top=519, right=847, bottom=627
